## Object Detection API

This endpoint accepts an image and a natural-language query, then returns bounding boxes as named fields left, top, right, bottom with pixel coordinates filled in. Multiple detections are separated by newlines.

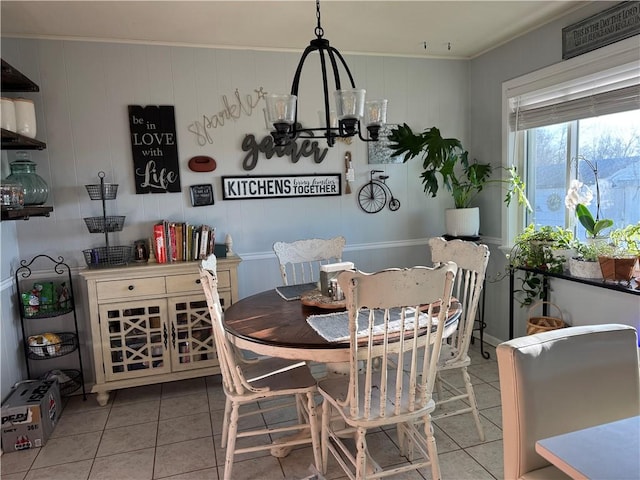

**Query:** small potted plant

left=569, top=241, right=614, bottom=280
left=600, top=222, right=640, bottom=283
left=388, top=124, right=530, bottom=236
left=507, top=224, right=571, bottom=306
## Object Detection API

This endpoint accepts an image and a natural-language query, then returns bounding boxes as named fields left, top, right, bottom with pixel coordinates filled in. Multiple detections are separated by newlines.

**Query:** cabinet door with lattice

left=167, top=295, right=218, bottom=371
left=99, top=299, right=171, bottom=381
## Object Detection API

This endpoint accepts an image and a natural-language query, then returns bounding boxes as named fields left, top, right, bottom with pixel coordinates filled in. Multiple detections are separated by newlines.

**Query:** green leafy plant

left=609, top=222, right=640, bottom=256
left=575, top=204, right=614, bottom=238
left=574, top=241, right=615, bottom=262
left=507, top=224, right=574, bottom=306
left=388, top=124, right=531, bottom=210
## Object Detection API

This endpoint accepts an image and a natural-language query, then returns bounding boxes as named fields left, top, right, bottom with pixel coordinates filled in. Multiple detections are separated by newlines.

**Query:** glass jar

left=6, top=152, right=49, bottom=205
left=0, top=179, right=25, bottom=209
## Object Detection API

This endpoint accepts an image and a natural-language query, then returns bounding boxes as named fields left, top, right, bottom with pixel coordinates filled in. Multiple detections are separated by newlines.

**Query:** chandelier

left=265, top=0, right=388, bottom=147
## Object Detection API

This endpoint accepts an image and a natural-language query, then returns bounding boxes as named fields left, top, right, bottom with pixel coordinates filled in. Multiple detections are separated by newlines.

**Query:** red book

left=153, top=223, right=167, bottom=263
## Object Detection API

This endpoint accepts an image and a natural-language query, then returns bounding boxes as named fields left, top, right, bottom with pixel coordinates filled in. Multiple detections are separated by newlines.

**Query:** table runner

left=306, top=308, right=433, bottom=342
left=275, top=282, right=318, bottom=301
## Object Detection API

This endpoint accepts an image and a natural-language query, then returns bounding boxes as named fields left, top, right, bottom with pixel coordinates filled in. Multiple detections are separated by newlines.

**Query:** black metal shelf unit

left=15, top=254, right=87, bottom=399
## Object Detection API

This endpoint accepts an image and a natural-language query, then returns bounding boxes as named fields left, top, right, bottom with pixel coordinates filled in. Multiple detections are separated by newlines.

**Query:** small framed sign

left=189, top=184, right=214, bottom=207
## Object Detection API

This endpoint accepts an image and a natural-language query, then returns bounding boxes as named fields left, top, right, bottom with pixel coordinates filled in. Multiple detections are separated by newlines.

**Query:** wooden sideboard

left=79, top=256, right=241, bottom=405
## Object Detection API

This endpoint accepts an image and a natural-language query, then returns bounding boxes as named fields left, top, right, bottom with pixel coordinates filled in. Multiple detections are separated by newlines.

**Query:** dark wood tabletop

left=223, top=288, right=461, bottom=363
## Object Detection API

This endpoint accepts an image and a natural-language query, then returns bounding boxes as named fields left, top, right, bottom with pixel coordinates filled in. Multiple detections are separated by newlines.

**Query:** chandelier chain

left=315, top=0, right=324, bottom=38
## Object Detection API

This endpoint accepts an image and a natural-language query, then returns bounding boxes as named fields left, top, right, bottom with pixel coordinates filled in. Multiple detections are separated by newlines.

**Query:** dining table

left=535, top=415, right=640, bottom=479
left=223, top=286, right=462, bottom=365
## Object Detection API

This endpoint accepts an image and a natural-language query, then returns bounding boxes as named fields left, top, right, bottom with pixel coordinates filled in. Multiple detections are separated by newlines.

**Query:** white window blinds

left=509, top=60, right=640, bottom=131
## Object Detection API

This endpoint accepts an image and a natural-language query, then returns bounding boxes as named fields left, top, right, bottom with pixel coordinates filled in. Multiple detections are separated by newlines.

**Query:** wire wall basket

left=83, top=215, right=125, bottom=233
left=83, top=245, right=132, bottom=268
left=85, top=183, right=118, bottom=200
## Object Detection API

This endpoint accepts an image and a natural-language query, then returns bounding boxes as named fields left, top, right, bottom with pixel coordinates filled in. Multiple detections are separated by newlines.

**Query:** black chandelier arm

left=329, top=47, right=357, bottom=89
left=317, top=47, right=332, bottom=143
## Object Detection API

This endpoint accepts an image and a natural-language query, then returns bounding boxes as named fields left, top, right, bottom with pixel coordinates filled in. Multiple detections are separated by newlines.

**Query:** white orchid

left=564, top=180, right=593, bottom=211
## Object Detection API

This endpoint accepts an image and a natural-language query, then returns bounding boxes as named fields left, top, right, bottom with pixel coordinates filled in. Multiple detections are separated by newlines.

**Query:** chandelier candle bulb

left=335, top=89, right=365, bottom=120
left=365, top=99, right=388, bottom=126
left=265, top=94, right=296, bottom=125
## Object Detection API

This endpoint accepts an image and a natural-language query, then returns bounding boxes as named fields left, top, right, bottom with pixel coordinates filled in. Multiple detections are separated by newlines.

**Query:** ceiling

left=1, top=1, right=587, bottom=59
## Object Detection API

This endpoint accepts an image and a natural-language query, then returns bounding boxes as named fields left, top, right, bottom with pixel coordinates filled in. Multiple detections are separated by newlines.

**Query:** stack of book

left=152, top=220, right=216, bottom=263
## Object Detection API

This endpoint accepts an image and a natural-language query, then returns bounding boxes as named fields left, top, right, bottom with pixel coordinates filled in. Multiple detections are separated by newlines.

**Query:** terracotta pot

left=598, top=256, right=638, bottom=282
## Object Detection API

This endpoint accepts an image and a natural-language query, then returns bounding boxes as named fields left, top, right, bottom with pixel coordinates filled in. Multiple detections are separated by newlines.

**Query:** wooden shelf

left=1, top=206, right=53, bottom=221
left=1, top=59, right=39, bottom=92
left=1, top=128, right=46, bottom=150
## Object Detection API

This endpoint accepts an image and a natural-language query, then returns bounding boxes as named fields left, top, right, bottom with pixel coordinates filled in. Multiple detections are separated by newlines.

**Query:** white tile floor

left=1, top=341, right=503, bottom=480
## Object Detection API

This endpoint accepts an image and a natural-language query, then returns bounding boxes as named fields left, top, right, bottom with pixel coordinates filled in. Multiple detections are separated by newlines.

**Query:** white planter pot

left=568, top=258, right=603, bottom=280
left=445, top=207, right=479, bottom=237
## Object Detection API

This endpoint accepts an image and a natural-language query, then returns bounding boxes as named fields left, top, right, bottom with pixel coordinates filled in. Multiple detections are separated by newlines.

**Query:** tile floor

left=1, top=341, right=504, bottom=480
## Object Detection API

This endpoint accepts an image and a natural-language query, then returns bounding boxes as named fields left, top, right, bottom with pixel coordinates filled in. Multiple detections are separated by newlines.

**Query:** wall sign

left=187, top=87, right=267, bottom=146
left=190, top=184, right=215, bottom=207
left=562, top=2, right=640, bottom=59
left=222, top=174, right=341, bottom=200
left=241, top=133, right=329, bottom=171
left=129, top=105, right=181, bottom=194
left=368, top=124, right=402, bottom=164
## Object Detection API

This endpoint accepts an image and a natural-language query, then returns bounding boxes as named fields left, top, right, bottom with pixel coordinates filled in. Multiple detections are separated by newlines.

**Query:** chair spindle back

left=337, top=263, right=457, bottom=420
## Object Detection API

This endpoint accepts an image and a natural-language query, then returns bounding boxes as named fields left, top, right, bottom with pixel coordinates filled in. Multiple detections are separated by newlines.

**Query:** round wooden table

left=223, top=289, right=461, bottom=363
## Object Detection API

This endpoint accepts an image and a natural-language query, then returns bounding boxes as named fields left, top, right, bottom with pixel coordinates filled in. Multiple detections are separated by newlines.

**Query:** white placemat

left=275, top=282, right=318, bottom=301
left=306, top=308, right=432, bottom=342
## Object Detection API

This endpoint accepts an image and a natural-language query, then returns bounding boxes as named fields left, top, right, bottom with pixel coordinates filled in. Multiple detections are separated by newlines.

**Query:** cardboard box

left=320, top=262, right=354, bottom=297
left=1, top=379, right=62, bottom=452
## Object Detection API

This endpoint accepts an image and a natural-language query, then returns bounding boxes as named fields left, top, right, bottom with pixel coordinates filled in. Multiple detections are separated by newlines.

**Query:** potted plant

left=600, top=222, right=640, bottom=283
left=388, top=124, right=530, bottom=236
left=569, top=241, right=614, bottom=280
left=507, top=224, right=572, bottom=306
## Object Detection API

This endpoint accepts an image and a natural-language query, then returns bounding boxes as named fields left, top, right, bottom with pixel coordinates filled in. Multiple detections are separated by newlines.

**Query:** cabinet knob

left=128, top=285, right=134, bottom=291
left=195, top=279, right=201, bottom=285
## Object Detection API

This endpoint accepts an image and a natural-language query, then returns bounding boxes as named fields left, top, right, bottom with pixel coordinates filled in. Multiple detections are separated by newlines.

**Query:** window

left=525, top=110, right=639, bottom=241
left=502, top=36, right=640, bottom=242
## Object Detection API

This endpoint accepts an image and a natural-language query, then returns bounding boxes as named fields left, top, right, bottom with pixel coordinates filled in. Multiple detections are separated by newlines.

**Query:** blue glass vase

left=6, top=154, right=49, bottom=205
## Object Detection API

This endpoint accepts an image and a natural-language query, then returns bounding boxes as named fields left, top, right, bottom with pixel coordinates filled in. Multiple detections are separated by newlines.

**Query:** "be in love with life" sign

left=128, top=105, right=181, bottom=194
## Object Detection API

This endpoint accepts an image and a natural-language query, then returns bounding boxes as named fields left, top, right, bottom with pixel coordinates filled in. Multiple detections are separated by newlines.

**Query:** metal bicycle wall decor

left=357, top=170, right=401, bottom=214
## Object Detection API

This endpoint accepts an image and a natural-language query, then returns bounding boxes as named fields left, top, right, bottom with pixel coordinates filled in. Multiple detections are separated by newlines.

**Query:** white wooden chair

left=199, top=255, right=321, bottom=480
left=273, top=236, right=346, bottom=285
left=428, top=237, right=490, bottom=441
left=317, top=263, right=457, bottom=480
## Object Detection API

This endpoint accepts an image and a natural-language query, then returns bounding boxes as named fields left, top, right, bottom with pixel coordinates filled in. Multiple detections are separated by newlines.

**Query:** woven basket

left=526, top=301, right=566, bottom=335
